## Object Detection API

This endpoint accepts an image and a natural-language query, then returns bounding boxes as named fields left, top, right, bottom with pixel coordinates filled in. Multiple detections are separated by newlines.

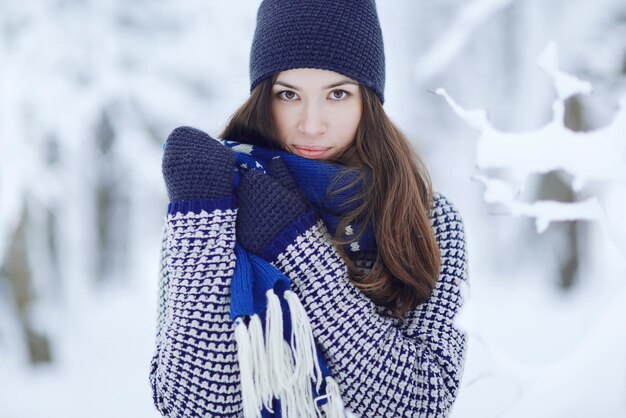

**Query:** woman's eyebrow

left=274, top=80, right=358, bottom=90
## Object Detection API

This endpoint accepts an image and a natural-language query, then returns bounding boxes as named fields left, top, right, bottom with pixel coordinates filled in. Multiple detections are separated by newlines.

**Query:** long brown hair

left=220, top=73, right=440, bottom=320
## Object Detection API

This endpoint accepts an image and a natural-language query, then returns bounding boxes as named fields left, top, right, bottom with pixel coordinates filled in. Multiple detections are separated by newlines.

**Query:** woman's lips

left=292, top=145, right=332, bottom=159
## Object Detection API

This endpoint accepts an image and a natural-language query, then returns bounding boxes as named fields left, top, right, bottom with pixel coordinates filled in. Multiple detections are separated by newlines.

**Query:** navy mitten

left=265, top=158, right=302, bottom=196
left=236, top=159, right=313, bottom=255
left=161, top=125, right=235, bottom=201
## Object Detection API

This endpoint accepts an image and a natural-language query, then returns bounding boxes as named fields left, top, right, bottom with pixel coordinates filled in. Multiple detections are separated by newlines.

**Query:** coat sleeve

left=269, top=192, right=469, bottom=418
left=153, top=223, right=170, bottom=356
left=149, top=199, right=243, bottom=418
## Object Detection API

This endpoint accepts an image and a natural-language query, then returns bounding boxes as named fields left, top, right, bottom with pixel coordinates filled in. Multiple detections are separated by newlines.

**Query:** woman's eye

left=329, top=89, right=349, bottom=100
left=278, top=90, right=298, bottom=101
left=276, top=89, right=350, bottom=101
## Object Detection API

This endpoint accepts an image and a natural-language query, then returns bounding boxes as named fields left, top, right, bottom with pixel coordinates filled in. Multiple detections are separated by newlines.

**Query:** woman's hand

left=161, top=125, right=236, bottom=202
left=236, top=158, right=314, bottom=256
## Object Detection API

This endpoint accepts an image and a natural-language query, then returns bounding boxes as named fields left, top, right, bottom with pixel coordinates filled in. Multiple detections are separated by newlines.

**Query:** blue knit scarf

left=223, top=139, right=376, bottom=254
left=219, top=139, right=375, bottom=418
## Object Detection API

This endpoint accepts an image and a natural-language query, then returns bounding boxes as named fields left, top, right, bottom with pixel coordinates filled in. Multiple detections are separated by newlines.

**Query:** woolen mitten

left=236, top=166, right=312, bottom=255
left=266, top=158, right=302, bottom=196
left=161, top=125, right=235, bottom=202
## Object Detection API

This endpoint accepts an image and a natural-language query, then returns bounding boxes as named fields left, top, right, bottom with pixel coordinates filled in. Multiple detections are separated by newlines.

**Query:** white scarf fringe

left=235, top=288, right=349, bottom=418
left=265, top=289, right=295, bottom=396
left=284, top=290, right=323, bottom=392
left=248, top=314, right=274, bottom=411
left=234, top=317, right=262, bottom=418
left=317, top=376, right=347, bottom=418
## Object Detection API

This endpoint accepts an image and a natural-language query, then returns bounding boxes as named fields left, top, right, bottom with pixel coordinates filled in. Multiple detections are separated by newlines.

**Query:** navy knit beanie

left=249, top=0, right=386, bottom=103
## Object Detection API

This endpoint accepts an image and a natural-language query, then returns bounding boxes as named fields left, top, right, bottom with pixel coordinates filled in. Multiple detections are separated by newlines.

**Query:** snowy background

left=1, top=0, right=625, bottom=417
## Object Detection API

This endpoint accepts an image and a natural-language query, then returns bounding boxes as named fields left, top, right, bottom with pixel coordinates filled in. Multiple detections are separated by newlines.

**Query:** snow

left=436, top=41, right=626, bottom=245
left=1, top=1, right=625, bottom=417
left=444, top=39, right=626, bottom=418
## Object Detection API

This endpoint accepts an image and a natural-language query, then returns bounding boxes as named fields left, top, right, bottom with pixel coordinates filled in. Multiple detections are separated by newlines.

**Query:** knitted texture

left=150, top=199, right=242, bottom=417
left=150, top=129, right=469, bottom=417
left=266, top=158, right=302, bottom=196
left=249, top=0, right=386, bottom=103
left=269, top=193, right=468, bottom=417
left=150, top=192, right=469, bottom=417
left=236, top=169, right=309, bottom=254
left=161, top=126, right=235, bottom=201
left=222, top=139, right=376, bottom=256
left=155, top=128, right=346, bottom=417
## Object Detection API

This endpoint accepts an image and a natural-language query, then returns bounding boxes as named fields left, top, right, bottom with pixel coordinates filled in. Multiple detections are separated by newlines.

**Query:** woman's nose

left=298, top=102, right=327, bottom=136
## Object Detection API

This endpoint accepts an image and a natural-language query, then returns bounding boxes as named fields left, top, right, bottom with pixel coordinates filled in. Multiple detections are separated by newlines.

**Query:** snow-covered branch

left=436, top=41, right=626, bottom=254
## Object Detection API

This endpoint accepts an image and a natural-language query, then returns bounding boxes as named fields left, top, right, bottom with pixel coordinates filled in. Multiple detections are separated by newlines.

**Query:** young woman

left=150, top=1, right=468, bottom=417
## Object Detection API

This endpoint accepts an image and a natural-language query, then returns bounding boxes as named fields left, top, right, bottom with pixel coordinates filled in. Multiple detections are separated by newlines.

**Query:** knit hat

left=249, top=0, right=386, bottom=103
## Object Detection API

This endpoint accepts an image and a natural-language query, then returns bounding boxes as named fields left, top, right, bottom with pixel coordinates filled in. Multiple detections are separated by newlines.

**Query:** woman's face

left=271, top=68, right=362, bottom=160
